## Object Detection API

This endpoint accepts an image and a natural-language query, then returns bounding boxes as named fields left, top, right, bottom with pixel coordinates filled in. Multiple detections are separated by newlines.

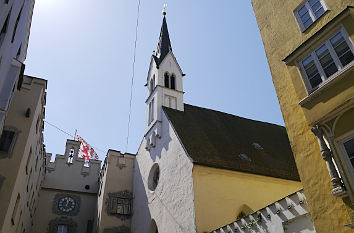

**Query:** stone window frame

left=293, top=0, right=328, bottom=32
left=297, top=26, right=354, bottom=95
left=0, top=126, right=20, bottom=159
left=106, top=190, right=133, bottom=220
left=335, top=130, right=354, bottom=201
left=52, top=194, right=81, bottom=216
left=148, top=163, right=160, bottom=191
left=313, top=105, right=354, bottom=203
left=47, top=217, right=77, bottom=233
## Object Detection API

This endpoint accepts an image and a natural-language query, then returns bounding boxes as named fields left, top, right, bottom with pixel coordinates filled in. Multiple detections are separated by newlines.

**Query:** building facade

left=95, top=150, right=135, bottom=233
left=0, top=0, right=36, bottom=133
left=0, top=75, right=47, bottom=233
left=251, top=0, right=354, bottom=232
left=32, top=139, right=101, bottom=233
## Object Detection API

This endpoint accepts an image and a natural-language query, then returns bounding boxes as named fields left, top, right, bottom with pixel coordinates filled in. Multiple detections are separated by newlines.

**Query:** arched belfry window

left=170, top=74, right=175, bottom=90
left=164, top=72, right=176, bottom=90
left=164, top=73, right=169, bottom=88
left=68, top=148, right=75, bottom=164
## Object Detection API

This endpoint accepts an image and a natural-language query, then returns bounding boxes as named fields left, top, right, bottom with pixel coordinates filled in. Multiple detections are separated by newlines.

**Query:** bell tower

left=144, top=10, right=185, bottom=150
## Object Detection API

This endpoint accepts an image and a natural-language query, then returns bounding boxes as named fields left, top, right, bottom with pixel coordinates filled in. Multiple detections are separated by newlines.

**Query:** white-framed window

left=340, top=134, right=354, bottom=178
left=294, top=0, right=327, bottom=31
left=299, top=27, right=354, bottom=93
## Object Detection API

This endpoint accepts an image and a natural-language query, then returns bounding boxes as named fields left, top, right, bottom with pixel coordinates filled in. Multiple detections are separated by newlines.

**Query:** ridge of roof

left=182, top=103, right=286, bottom=128
left=163, top=104, right=300, bottom=181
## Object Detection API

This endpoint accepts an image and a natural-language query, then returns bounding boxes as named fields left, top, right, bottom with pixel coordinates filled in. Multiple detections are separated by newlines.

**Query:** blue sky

left=25, top=0, right=284, bottom=160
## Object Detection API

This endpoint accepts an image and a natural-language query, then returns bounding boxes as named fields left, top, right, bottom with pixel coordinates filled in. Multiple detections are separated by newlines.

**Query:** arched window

left=164, top=73, right=169, bottom=88
left=150, top=75, right=155, bottom=93
left=148, top=163, right=160, bottom=191
left=170, top=75, right=176, bottom=90
left=68, top=148, right=75, bottom=164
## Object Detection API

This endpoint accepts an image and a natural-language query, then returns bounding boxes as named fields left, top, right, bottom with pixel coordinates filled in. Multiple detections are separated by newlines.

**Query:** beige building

left=0, top=75, right=47, bottom=233
left=95, top=150, right=135, bottom=233
left=0, top=0, right=37, bottom=133
left=32, top=139, right=101, bottom=233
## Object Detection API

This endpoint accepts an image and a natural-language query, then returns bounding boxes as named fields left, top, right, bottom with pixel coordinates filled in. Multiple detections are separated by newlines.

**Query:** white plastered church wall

left=132, top=110, right=196, bottom=233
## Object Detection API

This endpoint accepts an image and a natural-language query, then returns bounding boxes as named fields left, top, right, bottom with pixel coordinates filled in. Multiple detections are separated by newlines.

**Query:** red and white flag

left=75, top=133, right=99, bottom=164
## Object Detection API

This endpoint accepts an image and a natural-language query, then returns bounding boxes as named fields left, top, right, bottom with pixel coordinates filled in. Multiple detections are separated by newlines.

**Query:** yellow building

left=251, top=0, right=354, bottom=232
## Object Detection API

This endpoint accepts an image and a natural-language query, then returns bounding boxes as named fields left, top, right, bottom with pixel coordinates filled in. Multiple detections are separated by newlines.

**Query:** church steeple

left=144, top=10, right=185, bottom=150
left=155, top=15, right=171, bottom=65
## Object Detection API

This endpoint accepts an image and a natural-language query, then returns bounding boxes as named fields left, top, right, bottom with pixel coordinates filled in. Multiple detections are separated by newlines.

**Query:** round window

left=148, top=163, right=160, bottom=191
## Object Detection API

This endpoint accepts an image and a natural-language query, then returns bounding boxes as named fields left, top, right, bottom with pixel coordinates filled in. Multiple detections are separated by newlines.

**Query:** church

left=1, top=11, right=311, bottom=233
left=129, top=12, right=302, bottom=233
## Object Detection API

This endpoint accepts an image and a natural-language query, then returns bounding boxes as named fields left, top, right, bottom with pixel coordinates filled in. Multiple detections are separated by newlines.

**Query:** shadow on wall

left=132, top=160, right=151, bottom=232
left=148, top=118, right=173, bottom=162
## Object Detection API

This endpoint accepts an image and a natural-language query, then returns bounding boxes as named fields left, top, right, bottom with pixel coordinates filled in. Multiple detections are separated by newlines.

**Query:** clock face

left=58, top=197, right=76, bottom=213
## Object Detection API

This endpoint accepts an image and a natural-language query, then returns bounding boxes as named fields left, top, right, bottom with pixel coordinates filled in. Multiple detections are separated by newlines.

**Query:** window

left=170, top=75, right=175, bottom=90
left=148, top=98, right=154, bottom=125
left=164, top=73, right=169, bottom=88
left=148, top=163, right=160, bottom=191
left=150, top=75, right=155, bottom=93
left=295, top=0, right=327, bottom=31
left=11, top=4, right=23, bottom=43
left=16, top=44, right=21, bottom=59
left=35, top=156, right=38, bottom=171
left=108, top=196, right=132, bottom=215
left=0, top=8, right=11, bottom=48
left=68, top=148, right=74, bottom=164
left=57, top=225, right=68, bottom=233
left=299, top=28, right=354, bottom=92
left=164, top=72, right=176, bottom=90
left=116, top=198, right=131, bottom=215
left=342, top=136, right=354, bottom=171
left=11, top=194, right=20, bottom=225
left=26, top=147, right=32, bottom=174
left=0, top=130, right=15, bottom=153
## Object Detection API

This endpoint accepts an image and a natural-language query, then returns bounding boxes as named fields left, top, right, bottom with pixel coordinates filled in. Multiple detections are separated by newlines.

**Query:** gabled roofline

left=162, top=106, right=194, bottom=164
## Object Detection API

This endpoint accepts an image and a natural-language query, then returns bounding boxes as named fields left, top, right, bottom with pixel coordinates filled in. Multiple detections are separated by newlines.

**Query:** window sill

left=299, top=61, right=354, bottom=106
left=344, top=222, right=354, bottom=229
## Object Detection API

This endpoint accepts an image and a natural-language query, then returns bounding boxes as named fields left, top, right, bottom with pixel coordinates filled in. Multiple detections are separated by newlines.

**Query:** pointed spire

left=156, top=12, right=172, bottom=64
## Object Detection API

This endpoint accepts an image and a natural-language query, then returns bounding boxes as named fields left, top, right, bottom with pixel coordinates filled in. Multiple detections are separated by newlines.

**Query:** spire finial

left=162, top=3, right=167, bottom=16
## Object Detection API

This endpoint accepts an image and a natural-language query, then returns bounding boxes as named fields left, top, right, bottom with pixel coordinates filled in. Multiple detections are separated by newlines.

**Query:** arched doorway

left=148, top=219, right=158, bottom=233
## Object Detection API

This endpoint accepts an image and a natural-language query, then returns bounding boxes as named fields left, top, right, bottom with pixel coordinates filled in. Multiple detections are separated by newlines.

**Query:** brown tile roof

left=163, top=104, right=300, bottom=181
